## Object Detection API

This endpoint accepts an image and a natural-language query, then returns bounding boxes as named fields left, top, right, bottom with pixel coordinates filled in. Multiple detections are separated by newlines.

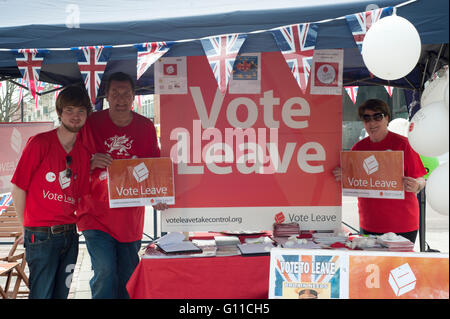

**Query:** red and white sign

left=341, top=151, right=404, bottom=199
left=0, top=122, right=54, bottom=193
left=160, top=52, right=342, bottom=232
left=107, top=157, right=175, bottom=208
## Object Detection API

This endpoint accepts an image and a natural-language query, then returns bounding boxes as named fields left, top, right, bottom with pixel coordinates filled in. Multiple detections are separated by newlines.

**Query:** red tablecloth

left=126, top=255, right=270, bottom=299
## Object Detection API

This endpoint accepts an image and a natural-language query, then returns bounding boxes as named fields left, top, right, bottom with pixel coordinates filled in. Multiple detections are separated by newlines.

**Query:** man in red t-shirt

left=77, top=72, right=167, bottom=299
left=11, top=86, right=91, bottom=299
left=333, top=99, right=426, bottom=243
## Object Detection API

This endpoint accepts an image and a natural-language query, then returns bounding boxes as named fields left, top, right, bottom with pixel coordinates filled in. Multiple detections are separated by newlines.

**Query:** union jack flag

left=136, top=42, right=171, bottom=80
left=15, top=49, right=46, bottom=100
left=0, top=192, right=13, bottom=215
left=384, top=85, right=394, bottom=97
left=200, top=34, right=247, bottom=95
left=273, top=253, right=342, bottom=299
left=345, top=86, right=359, bottom=104
left=75, top=46, right=111, bottom=105
left=271, top=23, right=318, bottom=93
left=345, top=7, right=393, bottom=52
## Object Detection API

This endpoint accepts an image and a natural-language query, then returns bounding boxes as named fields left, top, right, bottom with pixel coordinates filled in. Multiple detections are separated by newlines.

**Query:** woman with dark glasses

left=333, top=99, right=426, bottom=243
left=11, top=86, right=92, bottom=298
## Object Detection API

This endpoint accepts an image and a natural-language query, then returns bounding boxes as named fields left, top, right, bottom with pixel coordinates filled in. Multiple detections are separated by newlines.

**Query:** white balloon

left=426, top=162, right=449, bottom=216
left=388, top=118, right=409, bottom=137
left=362, top=15, right=421, bottom=80
left=408, top=101, right=449, bottom=156
left=421, top=69, right=449, bottom=107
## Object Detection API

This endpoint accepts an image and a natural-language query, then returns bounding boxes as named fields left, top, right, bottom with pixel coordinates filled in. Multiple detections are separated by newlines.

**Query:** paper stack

left=377, top=233, right=414, bottom=252
left=312, top=233, right=347, bottom=246
left=214, top=236, right=241, bottom=256
left=273, top=222, right=300, bottom=237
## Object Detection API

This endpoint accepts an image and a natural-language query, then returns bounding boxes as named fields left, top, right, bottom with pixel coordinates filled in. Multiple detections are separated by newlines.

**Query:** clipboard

left=157, top=241, right=202, bottom=254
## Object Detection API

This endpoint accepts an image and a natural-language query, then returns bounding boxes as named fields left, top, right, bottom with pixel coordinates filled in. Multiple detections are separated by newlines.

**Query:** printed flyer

left=341, top=150, right=404, bottom=199
left=269, top=248, right=349, bottom=299
left=107, top=157, right=175, bottom=208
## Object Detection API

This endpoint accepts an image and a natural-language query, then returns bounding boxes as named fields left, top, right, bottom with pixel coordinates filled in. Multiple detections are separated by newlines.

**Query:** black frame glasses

left=65, top=155, right=73, bottom=178
left=362, top=113, right=385, bottom=123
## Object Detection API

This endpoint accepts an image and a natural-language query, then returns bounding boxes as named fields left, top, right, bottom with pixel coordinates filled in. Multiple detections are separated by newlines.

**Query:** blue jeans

left=82, top=229, right=141, bottom=299
left=24, top=228, right=79, bottom=299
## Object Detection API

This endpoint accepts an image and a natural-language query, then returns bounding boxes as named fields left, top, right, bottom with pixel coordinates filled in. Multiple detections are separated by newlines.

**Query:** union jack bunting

left=345, top=7, right=393, bottom=53
left=384, top=85, right=394, bottom=97
left=136, top=42, right=171, bottom=80
left=34, top=81, right=45, bottom=109
left=15, top=49, right=46, bottom=100
left=75, top=46, right=111, bottom=104
left=345, top=86, right=359, bottom=104
left=0, top=192, right=13, bottom=215
left=200, top=34, right=247, bottom=95
left=271, top=23, right=319, bottom=93
left=16, top=78, right=25, bottom=107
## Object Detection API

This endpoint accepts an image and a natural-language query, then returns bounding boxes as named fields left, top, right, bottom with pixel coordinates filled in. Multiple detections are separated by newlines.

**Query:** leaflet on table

left=341, top=151, right=404, bottom=199
left=107, top=157, right=175, bottom=208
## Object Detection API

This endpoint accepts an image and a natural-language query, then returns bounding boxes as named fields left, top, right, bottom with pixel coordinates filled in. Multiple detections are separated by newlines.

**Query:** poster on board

left=0, top=122, right=54, bottom=193
left=269, top=248, right=449, bottom=299
left=160, top=51, right=342, bottom=232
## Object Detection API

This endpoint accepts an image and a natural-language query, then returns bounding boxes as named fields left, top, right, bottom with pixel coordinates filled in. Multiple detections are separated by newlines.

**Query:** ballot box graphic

left=107, top=157, right=175, bottom=208
left=363, top=155, right=379, bottom=175
left=59, top=170, right=71, bottom=190
left=388, top=263, right=416, bottom=296
left=133, top=162, right=149, bottom=183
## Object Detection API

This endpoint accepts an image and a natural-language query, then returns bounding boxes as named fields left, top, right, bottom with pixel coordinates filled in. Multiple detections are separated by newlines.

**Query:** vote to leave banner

left=0, top=122, right=54, bottom=193
left=341, top=151, right=404, bottom=199
left=159, top=52, right=342, bottom=232
left=107, top=157, right=175, bottom=208
left=269, top=248, right=449, bottom=299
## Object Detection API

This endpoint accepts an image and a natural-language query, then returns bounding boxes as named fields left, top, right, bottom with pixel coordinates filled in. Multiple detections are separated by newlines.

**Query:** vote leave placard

left=160, top=52, right=342, bottom=232
left=341, top=151, right=404, bottom=199
left=0, top=122, right=54, bottom=193
left=107, top=157, right=175, bottom=208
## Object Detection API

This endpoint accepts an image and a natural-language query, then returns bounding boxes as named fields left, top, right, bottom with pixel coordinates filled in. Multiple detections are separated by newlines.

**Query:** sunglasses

left=65, top=155, right=72, bottom=178
left=362, top=112, right=385, bottom=123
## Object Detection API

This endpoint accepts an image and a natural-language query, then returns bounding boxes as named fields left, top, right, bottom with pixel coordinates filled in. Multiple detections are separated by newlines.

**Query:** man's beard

left=61, top=121, right=82, bottom=133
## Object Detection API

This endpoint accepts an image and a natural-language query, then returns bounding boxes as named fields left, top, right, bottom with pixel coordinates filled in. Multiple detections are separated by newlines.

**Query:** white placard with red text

left=155, top=57, right=187, bottom=94
left=160, top=52, right=342, bottom=232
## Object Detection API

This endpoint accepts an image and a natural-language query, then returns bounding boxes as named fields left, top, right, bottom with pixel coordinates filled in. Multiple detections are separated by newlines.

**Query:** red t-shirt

left=77, top=110, right=160, bottom=242
left=11, top=129, right=91, bottom=227
left=351, top=131, right=427, bottom=233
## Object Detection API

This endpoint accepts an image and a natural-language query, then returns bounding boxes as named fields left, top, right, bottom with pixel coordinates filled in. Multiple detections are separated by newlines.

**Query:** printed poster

left=228, top=53, right=261, bottom=94
left=310, top=49, right=343, bottom=95
left=341, top=151, right=404, bottom=199
left=348, top=252, right=449, bottom=299
left=269, top=249, right=449, bottom=299
left=0, top=122, right=54, bottom=193
left=155, top=57, right=187, bottom=94
left=160, top=52, right=342, bottom=232
left=107, top=157, right=175, bottom=208
left=269, top=248, right=349, bottom=299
